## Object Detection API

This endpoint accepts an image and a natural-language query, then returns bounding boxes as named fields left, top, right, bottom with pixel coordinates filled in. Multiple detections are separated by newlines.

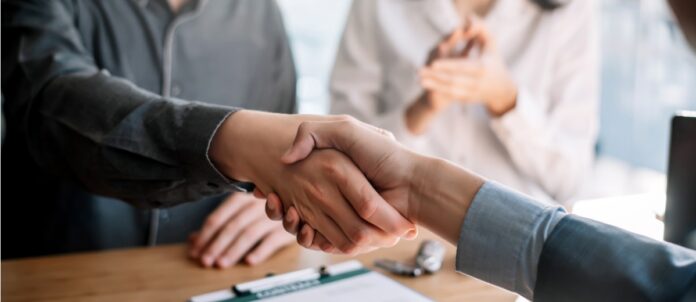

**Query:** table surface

left=2, top=229, right=516, bottom=302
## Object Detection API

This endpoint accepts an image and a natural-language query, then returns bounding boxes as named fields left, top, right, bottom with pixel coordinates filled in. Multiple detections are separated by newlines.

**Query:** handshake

left=209, top=110, right=484, bottom=255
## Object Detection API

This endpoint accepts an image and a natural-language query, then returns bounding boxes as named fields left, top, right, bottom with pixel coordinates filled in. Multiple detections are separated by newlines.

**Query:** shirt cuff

left=489, top=88, right=545, bottom=143
left=456, top=181, right=567, bottom=300
left=176, top=102, right=250, bottom=192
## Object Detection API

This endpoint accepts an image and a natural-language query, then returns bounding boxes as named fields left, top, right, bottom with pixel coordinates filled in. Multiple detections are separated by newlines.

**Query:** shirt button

left=171, top=85, right=182, bottom=97
left=161, top=210, right=170, bottom=222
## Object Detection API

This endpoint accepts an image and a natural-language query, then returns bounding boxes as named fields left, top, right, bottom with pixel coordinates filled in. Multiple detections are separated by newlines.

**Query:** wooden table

left=2, top=229, right=516, bottom=302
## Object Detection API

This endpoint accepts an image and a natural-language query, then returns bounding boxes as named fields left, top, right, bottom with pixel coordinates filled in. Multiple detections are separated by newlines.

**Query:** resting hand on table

left=188, top=192, right=293, bottom=268
left=209, top=111, right=415, bottom=255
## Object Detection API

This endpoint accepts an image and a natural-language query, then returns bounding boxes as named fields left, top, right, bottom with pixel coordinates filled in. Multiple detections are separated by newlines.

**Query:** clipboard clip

left=232, top=265, right=332, bottom=297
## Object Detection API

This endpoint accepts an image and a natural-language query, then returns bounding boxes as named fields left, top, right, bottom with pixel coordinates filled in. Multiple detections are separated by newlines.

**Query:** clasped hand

left=262, top=117, right=427, bottom=254
left=210, top=112, right=417, bottom=255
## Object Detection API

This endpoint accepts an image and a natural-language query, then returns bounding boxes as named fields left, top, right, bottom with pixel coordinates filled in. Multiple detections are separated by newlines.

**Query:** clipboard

left=189, top=260, right=433, bottom=302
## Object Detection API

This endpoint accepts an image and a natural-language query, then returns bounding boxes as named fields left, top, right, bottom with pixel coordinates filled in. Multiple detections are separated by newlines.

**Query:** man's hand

left=209, top=111, right=415, bottom=254
left=188, top=192, right=293, bottom=268
left=267, top=116, right=485, bottom=250
left=266, top=117, right=426, bottom=251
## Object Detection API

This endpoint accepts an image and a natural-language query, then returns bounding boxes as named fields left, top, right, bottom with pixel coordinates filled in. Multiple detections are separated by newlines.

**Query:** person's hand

left=419, top=18, right=518, bottom=117
left=188, top=192, right=293, bottom=268
left=209, top=111, right=416, bottom=254
left=265, top=117, right=428, bottom=252
left=405, top=17, right=484, bottom=134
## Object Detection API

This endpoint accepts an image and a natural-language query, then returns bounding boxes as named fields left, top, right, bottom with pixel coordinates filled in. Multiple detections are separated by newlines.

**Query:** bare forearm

left=404, top=95, right=442, bottom=135
left=410, top=155, right=485, bottom=244
left=210, top=110, right=297, bottom=183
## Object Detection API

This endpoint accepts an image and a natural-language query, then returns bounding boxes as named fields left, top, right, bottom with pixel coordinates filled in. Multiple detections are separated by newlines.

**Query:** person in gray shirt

left=2, top=0, right=415, bottom=268
left=2, top=0, right=414, bottom=267
left=1, top=0, right=299, bottom=266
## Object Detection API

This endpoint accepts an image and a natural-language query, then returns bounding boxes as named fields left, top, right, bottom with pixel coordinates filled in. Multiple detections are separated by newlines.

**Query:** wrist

left=487, top=86, right=518, bottom=117
left=209, top=110, right=295, bottom=184
left=405, top=94, right=442, bottom=135
left=408, top=154, right=486, bottom=244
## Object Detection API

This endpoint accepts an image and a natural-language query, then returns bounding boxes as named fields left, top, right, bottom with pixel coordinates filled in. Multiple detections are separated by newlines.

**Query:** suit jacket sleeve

left=535, top=215, right=696, bottom=302
left=2, top=0, right=242, bottom=208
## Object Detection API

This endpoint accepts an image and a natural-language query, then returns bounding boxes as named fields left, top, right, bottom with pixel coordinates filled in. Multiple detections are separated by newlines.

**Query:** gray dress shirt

left=2, top=0, right=295, bottom=257
left=460, top=181, right=696, bottom=301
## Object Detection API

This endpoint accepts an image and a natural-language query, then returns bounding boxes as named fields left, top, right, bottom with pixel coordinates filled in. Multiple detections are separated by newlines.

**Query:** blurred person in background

left=331, top=0, right=599, bottom=205
left=1, top=0, right=297, bottom=268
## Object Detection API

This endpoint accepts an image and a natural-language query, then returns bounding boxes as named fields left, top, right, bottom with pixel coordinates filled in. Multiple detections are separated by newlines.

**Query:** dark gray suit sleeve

left=2, top=0, right=241, bottom=208
left=535, top=215, right=696, bottom=302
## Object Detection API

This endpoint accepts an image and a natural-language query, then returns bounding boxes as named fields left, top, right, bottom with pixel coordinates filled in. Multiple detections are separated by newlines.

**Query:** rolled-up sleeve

left=2, top=0, right=243, bottom=208
left=456, top=181, right=567, bottom=300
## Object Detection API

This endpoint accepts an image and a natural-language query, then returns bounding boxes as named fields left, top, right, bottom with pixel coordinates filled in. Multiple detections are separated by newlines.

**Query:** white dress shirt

left=330, top=0, right=599, bottom=205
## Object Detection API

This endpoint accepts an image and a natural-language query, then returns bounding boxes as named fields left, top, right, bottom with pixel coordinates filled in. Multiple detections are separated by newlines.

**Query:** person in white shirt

left=330, top=0, right=599, bottom=205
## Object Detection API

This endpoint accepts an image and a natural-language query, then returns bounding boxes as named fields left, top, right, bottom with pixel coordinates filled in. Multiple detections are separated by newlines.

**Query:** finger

left=426, top=75, right=476, bottom=98
left=405, top=226, right=419, bottom=240
left=282, top=206, right=301, bottom=235
left=200, top=202, right=262, bottom=267
left=421, top=76, right=474, bottom=100
left=336, top=161, right=415, bottom=238
left=187, top=231, right=200, bottom=258
left=192, top=193, right=252, bottom=259
left=216, top=218, right=278, bottom=268
left=245, top=229, right=294, bottom=265
left=312, top=231, right=339, bottom=254
left=253, top=188, right=265, bottom=199
left=265, top=192, right=284, bottom=221
left=462, top=16, right=494, bottom=52
left=281, top=120, right=321, bottom=164
left=297, top=223, right=315, bottom=248
left=420, top=68, right=457, bottom=87
left=429, top=60, right=482, bottom=76
left=313, top=212, right=357, bottom=255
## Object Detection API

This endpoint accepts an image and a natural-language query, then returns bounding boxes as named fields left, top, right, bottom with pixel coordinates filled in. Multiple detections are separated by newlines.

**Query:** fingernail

left=202, top=255, right=213, bottom=267
left=246, top=255, right=257, bottom=265
left=217, top=258, right=230, bottom=268
left=268, top=201, right=275, bottom=212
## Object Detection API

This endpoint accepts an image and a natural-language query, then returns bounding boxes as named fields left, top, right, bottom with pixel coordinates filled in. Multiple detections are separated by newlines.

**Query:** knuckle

left=318, top=158, right=335, bottom=173
left=241, top=228, right=261, bottom=243
left=306, top=183, right=328, bottom=204
left=297, top=121, right=310, bottom=134
left=336, top=114, right=355, bottom=123
left=204, top=215, right=222, bottom=229
left=339, top=242, right=358, bottom=254
left=349, top=227, right=371, bottom=246
left=357, top=196, right=379, bottom=220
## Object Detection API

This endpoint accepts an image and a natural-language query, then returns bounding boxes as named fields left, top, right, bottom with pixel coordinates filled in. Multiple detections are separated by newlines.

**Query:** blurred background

left=278, top=0, right=696, bottom=199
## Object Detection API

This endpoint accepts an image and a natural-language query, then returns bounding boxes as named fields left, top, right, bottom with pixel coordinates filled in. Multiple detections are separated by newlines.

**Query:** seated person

left=2, top=0, right=297, bottom=268
left=330, top=0, right=599, bottom=205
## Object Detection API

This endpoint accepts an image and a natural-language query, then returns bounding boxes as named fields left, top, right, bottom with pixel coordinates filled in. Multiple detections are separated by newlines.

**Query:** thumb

left=281, top=122, right=323, bottom=164
left=281, top=117, right=390, bottom=164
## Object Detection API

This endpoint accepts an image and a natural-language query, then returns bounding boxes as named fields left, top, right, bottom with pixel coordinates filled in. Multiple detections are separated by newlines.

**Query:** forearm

left=210, top=110, right=299, bottom=184
left=209, top=110, right=336, bottom=196
left=409, top=155, right=485, bottom=244
left=410, top=154, right=566, bottom=299
left=33, top=72, right=238, bottom=207
left=404, top=94, right=443, bottom=135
